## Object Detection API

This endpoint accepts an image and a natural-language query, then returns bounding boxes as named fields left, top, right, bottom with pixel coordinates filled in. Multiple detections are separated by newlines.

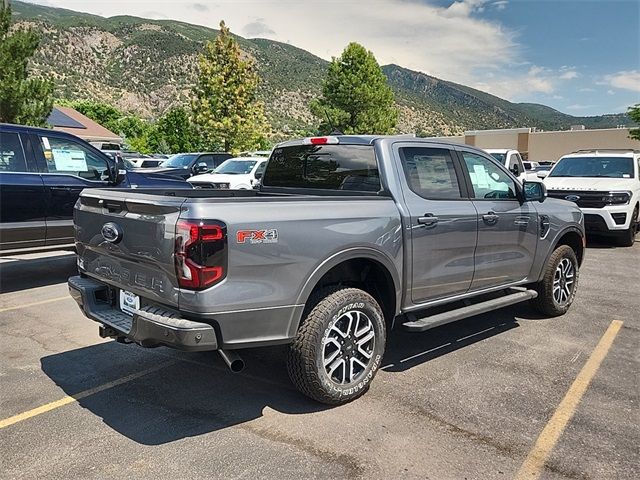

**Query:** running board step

left=402, top=289, right=538, bottom=332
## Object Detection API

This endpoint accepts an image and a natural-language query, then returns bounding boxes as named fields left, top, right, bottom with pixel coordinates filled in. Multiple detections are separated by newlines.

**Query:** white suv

left=189, top=157, right=267, bottom=190
left=543, top=149, right=640, bottom=246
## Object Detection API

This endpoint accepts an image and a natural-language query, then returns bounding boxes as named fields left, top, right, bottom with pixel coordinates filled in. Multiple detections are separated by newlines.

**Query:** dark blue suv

left=0, top=123, right=191, bottom=251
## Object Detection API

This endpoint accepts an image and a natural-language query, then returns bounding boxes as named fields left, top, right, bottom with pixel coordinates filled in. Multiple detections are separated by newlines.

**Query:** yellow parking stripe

left=515, top=320, right=623, bottom=480
left=0, top=296, right=70, bottom=313
left=0, top=361, right=174, bottom=429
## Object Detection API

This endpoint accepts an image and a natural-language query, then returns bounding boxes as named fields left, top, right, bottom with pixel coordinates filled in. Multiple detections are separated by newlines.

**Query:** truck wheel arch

left=294, top=248, right=401, bottom=332
left=533, top=226, right=585, bottom=284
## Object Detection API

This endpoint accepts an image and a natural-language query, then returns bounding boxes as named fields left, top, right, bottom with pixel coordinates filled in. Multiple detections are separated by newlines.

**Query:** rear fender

left=291, top=247, right=401, bottom=333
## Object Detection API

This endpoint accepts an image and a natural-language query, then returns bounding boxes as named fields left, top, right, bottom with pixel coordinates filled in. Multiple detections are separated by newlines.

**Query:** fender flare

left=293, top=247, right=402, bottom=324
left=535, top=225, right=585, bottom=281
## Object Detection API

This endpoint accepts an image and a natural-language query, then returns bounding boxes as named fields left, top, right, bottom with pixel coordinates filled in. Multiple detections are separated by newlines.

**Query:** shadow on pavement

left=40, top=303, right=541, bottom=444
left=382, top=308, right=522, bottom=372
left=41, top=341, right=327, bottom=445
left=0, top=253, right=77, bottom=293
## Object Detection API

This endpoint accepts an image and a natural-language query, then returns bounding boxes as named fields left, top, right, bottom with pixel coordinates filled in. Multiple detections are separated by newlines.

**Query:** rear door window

left=264, top=144, right=380, bottom=192
left=0, top=132, right=28, bottom=172
left=399, top=147, right=463, bottom=199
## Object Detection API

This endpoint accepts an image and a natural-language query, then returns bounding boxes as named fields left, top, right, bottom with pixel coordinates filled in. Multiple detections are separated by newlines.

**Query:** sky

left=26, top=0, right=640, bottom=116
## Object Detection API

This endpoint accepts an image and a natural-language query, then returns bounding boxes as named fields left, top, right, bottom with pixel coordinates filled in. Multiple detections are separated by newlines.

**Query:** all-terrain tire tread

left=287, top=287, right=384, bottom=405
left=530, top=245, right=578, bottom=317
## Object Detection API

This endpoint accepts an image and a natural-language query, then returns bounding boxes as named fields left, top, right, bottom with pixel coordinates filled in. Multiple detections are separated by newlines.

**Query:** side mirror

left=523, top=181, right=546, bottom=203
left=193, top=162, right=209, bottom=174
left=510, top=165, right=520, bottom=176
left=254, top=171, right=263, bottom=179
left=110, top=157, right=127, bottom=185
left=536, top=170, right=549, bottom=179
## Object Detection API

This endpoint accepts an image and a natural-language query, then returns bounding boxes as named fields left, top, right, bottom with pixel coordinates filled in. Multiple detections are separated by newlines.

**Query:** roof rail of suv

left=570, top=148, right=640, bottom=154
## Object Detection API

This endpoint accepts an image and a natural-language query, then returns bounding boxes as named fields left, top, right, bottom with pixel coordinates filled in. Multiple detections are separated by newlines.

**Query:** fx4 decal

left=236, top=229, right=278, bottom=244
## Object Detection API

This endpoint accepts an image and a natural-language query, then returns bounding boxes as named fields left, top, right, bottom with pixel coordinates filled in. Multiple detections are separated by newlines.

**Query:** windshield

left=214, top=159, right=258, bottom=175
left=549, top=157, right=634, bottom=178
left=489, top=153, right=506, bottom=163
left=162, top=154, right=197, bottom=168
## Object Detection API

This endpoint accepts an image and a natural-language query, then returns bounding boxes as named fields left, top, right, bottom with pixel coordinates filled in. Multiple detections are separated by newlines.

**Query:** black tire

left=287, top=287, right=386, bottom=405
left=616, top=206, right=638, bottom=247
left=530, top=245, right=579, bottom=317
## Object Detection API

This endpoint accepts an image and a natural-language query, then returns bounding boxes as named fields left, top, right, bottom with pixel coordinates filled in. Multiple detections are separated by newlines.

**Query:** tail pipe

left=218, top=349, right=245, bottom=373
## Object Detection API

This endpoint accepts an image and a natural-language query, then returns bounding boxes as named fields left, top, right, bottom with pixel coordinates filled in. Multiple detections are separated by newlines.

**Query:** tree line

left=2, top=2, right=638, bottom=149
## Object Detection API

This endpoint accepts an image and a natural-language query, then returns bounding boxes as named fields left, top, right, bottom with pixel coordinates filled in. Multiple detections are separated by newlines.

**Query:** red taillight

left=175, top=220, right=227, bottom=290
left=310, top=137, right=328, bottom=144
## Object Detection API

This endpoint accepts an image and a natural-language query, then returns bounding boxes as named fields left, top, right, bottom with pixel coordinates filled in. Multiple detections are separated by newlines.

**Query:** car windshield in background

left=489, top=153, right=506, bottom=163
left=215, top=160, right=258, bottom=175
left=549, top=157, right=634, bottom=178
left=263, top=144, right=380, bottom=192
left=163, top=154, right=197, bottom=168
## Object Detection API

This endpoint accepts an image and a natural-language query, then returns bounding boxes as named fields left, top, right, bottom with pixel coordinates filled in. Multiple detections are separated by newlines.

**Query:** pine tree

left=0, top=1, right=54, bottom=126
left=156, top=106, right=198, bottom=153
left=191, top=21, right=269, bottom=154
left=628, top=104, right=640, bottom=141
left=310, top=42, right=397, bottom=135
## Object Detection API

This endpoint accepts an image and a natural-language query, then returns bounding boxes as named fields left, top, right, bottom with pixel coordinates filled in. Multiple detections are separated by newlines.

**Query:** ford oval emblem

left=101, top=222, right=123, bottom=244
left=564, top=195, right=580, bottom=202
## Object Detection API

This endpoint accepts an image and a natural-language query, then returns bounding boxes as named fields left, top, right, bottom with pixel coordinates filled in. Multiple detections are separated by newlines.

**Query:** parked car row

left=0, top=124, right=192, bottom=251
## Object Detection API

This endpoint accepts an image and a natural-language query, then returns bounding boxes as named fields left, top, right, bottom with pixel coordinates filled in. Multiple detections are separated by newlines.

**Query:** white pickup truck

left=543, top=149, right=640, bottom=246
left=485, top=149, right=527, bottom=182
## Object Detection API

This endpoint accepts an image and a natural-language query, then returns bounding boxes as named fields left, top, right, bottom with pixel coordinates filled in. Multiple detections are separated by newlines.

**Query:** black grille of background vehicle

left=583, top=214, right=609, bottom=232
left=191, top=183, right=229, bottom=190
left=546, top=190, right=610, bottom=208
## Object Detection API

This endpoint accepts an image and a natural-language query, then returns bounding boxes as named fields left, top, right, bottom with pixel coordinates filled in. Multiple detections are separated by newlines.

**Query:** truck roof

left=277, top=135, right=485, bottom=153
left=562, top=149, right=638, bottom=158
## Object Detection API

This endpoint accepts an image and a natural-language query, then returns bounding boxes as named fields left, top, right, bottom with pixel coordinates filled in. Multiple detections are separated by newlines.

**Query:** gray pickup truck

left=69, top=135, right=585, bottom=404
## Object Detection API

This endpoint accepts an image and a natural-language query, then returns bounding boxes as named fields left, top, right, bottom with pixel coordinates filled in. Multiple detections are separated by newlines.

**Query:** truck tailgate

left=75, top=189, right=186, bottom=307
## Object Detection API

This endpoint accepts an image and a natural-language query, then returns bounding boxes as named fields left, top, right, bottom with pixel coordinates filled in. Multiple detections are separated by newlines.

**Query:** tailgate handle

left=98, top=199, right=124, bottom=213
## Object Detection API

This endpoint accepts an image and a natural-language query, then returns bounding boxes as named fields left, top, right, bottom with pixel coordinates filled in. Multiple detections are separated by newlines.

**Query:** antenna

left=324, top=108, right=343, bottom=136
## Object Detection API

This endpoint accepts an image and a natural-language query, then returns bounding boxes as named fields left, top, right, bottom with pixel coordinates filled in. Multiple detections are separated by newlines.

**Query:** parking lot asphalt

left=0, top=240, right=638, bottom=480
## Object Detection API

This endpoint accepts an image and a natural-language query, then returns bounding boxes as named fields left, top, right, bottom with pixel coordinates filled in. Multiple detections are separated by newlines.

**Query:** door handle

left=418, top=214, right=439, bottom=226
left=482, top=212, right=499, bottom=224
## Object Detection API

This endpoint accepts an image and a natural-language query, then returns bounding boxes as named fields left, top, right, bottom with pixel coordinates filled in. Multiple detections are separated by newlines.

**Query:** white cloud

left=607, top=89, right=615, bottom=95
left=26, top=0, right=519, bottom=89
left=566, top=104, right=595, bottom=110
left=604, top=70, right=640, bottom=92
left=579, top=87, right=595, bottom=92
left=471, top=65, right=579, bottom=100
left=492, top=1, right=509, bottom=11
left=559, top=70, right=578, bottom=80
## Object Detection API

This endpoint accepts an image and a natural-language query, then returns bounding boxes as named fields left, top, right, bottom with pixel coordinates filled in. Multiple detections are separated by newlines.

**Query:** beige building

left=429, top=126, right=638, bottom=161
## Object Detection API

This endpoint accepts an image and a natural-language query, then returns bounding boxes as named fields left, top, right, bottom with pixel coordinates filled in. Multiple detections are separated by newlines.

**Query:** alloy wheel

left=553, top=257, right=575, bottom=305
left=322, top=310, right=376, bottom=385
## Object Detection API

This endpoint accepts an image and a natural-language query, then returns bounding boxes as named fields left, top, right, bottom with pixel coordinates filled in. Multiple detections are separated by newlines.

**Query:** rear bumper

left=68, top=275, right=218, bottom=351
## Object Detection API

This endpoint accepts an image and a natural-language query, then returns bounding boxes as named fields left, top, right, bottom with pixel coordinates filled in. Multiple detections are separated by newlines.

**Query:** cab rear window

left=263, top=145, right=380, bottom=192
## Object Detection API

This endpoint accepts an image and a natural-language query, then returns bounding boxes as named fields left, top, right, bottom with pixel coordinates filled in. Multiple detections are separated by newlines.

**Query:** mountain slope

left=12, top=1, right=632, bottom=137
